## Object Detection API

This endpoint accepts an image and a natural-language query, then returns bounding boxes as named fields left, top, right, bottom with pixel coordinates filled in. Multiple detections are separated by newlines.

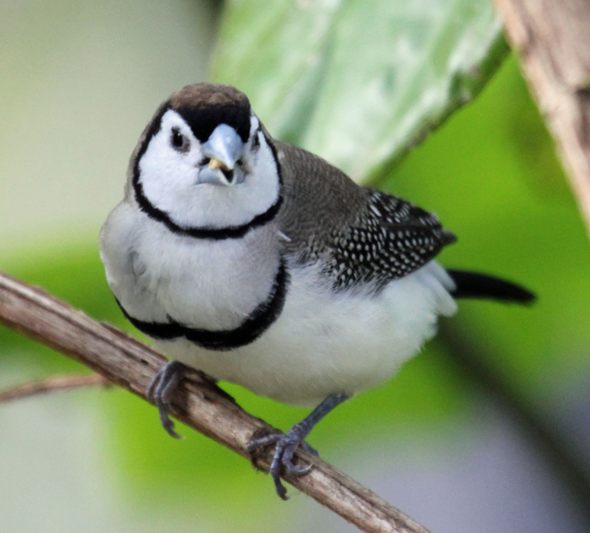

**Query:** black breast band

left=117, top=259, right=289, bottom=351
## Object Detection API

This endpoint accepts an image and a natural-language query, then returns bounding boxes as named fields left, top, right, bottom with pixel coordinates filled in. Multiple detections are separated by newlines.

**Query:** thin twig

left=0, top=271, right=428, bottom=533
left=493, top=0, right=590, bottom=236
left=0, top=373, right=109, bottom=404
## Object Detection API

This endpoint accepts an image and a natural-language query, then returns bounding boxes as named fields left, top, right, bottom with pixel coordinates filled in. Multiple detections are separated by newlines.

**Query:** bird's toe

left=146, top=361, right=186, bottom=438
left=246, top=431, right=281, bottom=454
left=247, top=427, right=315, bottom=500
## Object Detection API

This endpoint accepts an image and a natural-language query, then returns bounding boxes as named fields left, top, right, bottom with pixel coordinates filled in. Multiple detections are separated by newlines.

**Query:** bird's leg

left=247, top=392, right=349, bottom=500
left=147, top=360, right=187, bottom=439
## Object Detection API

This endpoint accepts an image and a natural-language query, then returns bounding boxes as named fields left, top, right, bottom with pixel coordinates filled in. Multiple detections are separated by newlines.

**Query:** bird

left=100, top=83, right=534, bottom=499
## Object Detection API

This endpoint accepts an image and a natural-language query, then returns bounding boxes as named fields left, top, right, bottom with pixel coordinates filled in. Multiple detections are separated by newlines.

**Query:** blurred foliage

left=213, top=0, right=504, bottom=181
left=2, top=0, right=590, bottom=531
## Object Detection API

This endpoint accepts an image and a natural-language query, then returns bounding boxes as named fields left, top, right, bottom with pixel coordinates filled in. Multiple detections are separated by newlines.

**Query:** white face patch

left=137, top=110, right=280, bottom=230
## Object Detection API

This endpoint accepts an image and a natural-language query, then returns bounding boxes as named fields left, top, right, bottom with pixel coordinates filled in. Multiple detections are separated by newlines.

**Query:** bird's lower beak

left=196, top=124, right=244, bottom=186
left=197, top=166, right=231, bottom=186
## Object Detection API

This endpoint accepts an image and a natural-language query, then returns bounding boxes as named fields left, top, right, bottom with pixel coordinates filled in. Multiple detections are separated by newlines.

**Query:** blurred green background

left=2, top=1, right=590, bottom=532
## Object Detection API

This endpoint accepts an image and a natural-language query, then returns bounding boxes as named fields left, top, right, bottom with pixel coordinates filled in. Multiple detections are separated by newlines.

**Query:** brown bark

left=0, top=271, right=428, bottom=533
left=493, top=0, right=590, bottom=235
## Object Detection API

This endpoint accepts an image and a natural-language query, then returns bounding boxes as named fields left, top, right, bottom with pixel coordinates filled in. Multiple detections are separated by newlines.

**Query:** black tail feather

left=447, top=269, right=536, bottom=304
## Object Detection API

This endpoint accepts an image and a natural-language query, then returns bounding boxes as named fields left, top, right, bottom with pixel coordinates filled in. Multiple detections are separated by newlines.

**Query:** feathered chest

left=101, top=203, right=282, bottom=332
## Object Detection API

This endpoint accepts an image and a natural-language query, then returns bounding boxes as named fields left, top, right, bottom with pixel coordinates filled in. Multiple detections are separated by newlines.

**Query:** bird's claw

left=147, top=361, right=185, bottom=439
left=247, top=429, right=316, bottom=500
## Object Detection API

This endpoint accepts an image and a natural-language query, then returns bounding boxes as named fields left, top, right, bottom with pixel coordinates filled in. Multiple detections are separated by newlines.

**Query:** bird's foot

left=247, top=427, right=317, bottom=500
left=246, top=392, right=349, bottom=500
left=147, top=360, right=187, bottom=439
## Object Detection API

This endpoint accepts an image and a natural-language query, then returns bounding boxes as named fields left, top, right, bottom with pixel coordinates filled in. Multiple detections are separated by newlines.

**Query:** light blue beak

left=197, top=124, right=244, bottom=186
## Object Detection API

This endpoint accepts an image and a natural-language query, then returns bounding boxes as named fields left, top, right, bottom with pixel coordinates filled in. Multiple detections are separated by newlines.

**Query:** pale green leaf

left=212, top=0, right=505, bottom=181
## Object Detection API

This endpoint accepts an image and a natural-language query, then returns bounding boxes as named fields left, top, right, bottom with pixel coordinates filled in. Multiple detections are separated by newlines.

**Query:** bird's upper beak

left=197, top=124, right=244, bottom=186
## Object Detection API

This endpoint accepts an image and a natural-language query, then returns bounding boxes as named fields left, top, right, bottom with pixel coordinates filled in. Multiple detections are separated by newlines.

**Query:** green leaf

left=212, top=0, right=506, bottom=181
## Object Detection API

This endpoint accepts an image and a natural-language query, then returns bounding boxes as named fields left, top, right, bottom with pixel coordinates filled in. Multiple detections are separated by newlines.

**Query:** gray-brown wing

left=275, top=142, right=455, bottom=291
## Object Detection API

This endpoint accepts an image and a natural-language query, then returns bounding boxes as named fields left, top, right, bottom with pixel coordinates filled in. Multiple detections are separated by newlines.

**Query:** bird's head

left=129, top=83, right=281, bottom=234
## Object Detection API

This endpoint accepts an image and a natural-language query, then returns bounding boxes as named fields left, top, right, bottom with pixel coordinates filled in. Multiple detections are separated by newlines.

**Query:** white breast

left=100, top=201, right=281, bottom=330
left=157, top=260, right=458, bottom=406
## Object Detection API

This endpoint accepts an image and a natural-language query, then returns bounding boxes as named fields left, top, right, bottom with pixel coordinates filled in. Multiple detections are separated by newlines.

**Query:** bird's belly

left=157, top=261, right=457, bottom=405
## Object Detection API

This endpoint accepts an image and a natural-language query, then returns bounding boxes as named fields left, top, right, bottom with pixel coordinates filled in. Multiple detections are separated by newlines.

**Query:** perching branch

left=0, top=272, right=428, bottom=533
left=0, top=373, right=109, bottom=403
left=493, top=0, right=590, bottom=236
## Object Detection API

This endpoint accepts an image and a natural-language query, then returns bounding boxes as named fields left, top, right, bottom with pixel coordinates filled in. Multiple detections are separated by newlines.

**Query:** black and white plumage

left=100, top=83, right=534, bottom=498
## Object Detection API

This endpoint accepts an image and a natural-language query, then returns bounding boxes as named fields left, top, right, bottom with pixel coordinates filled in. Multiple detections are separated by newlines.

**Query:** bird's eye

left=170, top=127, right=189, bottom=152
